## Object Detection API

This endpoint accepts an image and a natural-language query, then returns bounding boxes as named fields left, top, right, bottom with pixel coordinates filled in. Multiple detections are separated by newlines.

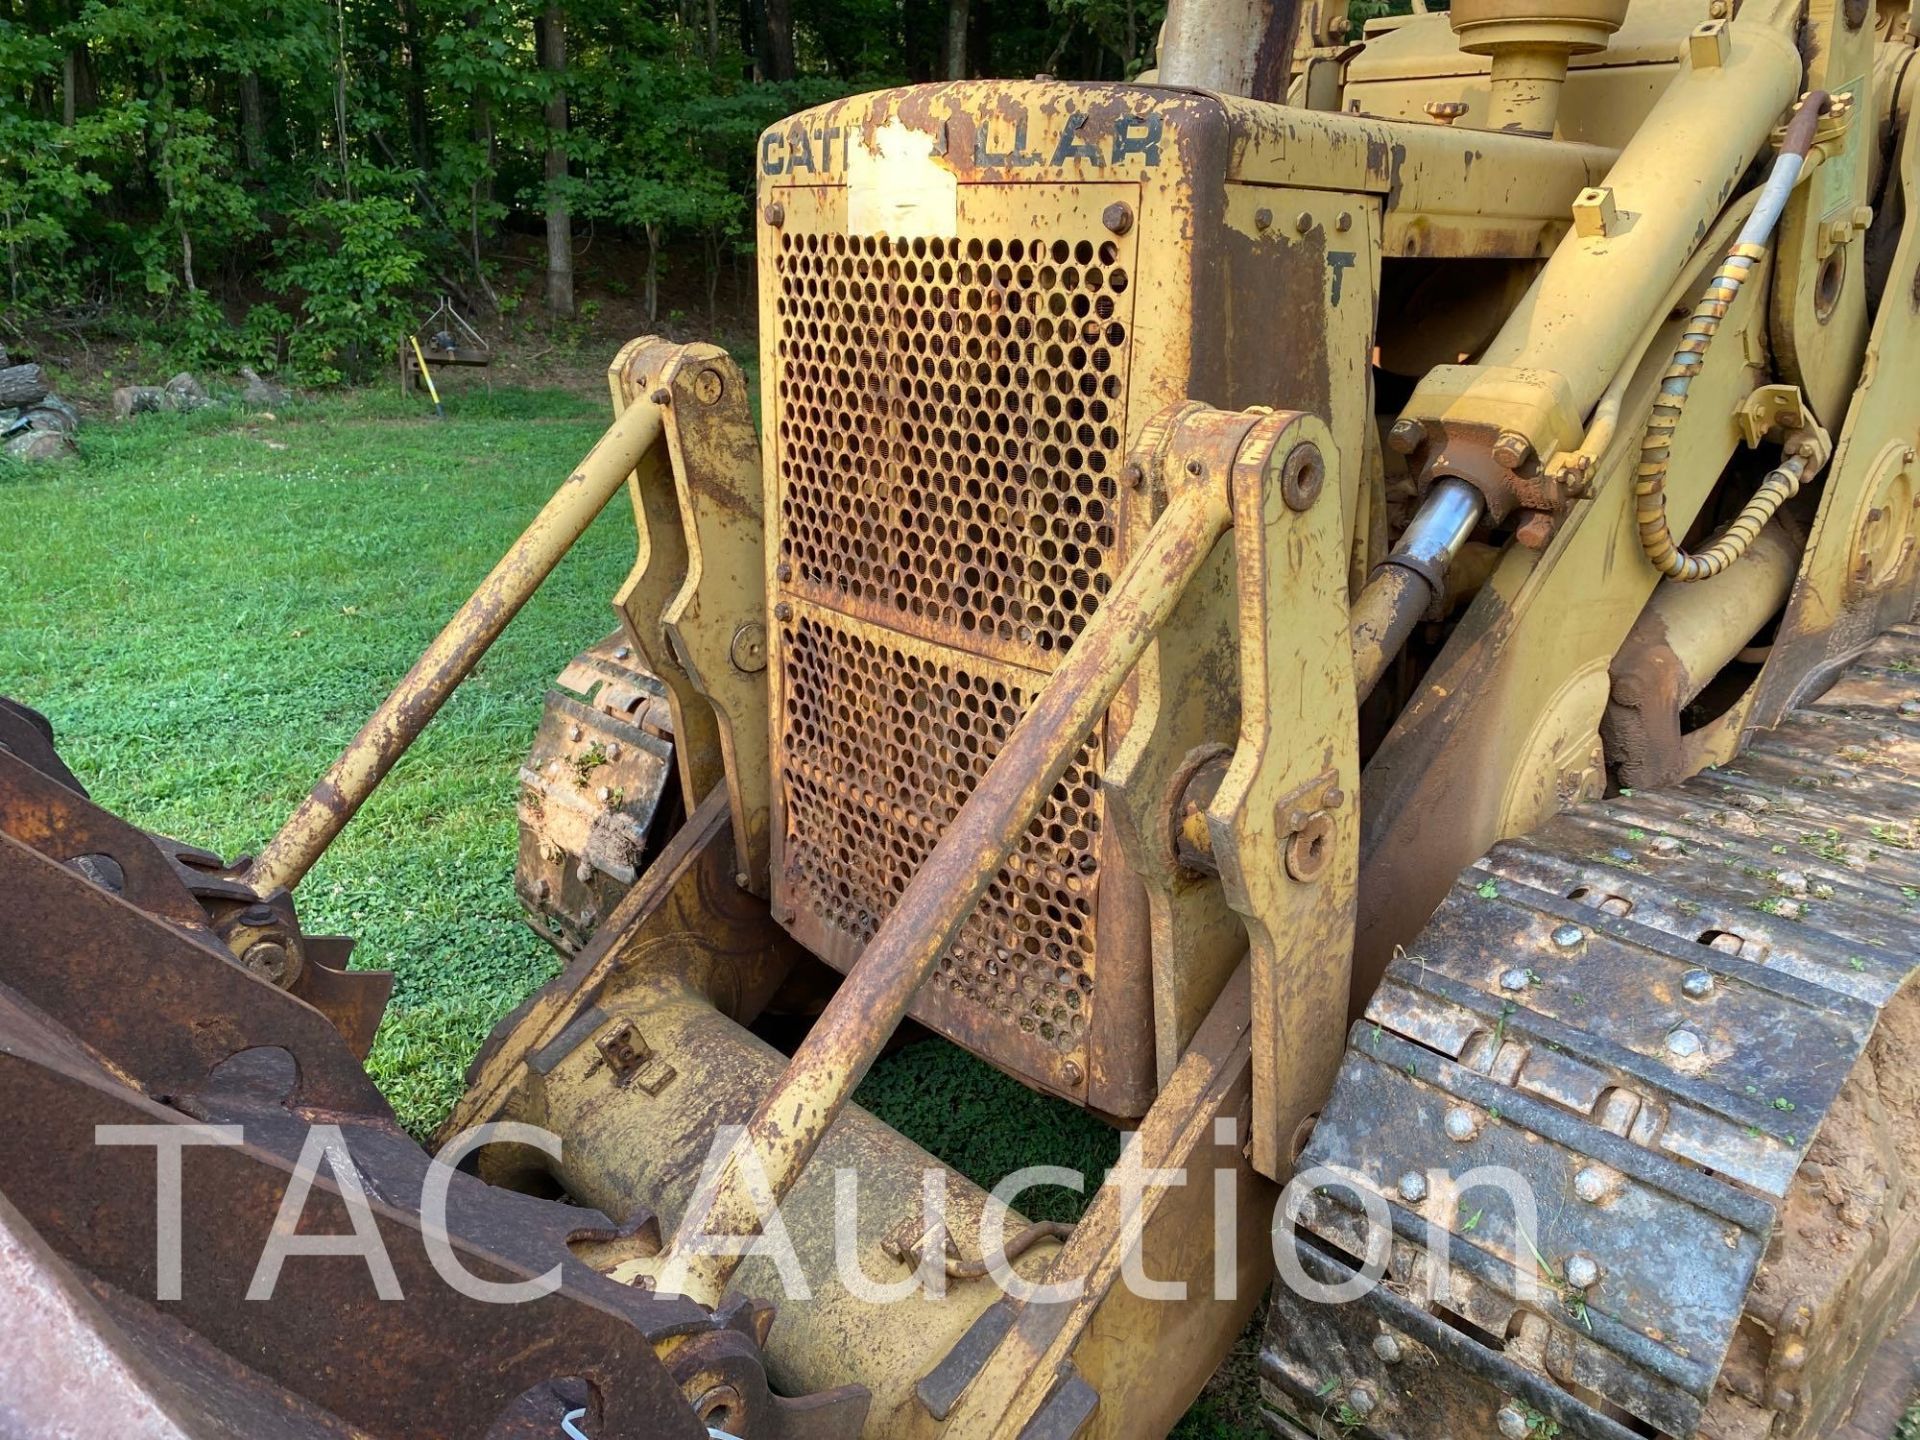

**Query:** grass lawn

left=0, top=386, right=1256, bottom=1435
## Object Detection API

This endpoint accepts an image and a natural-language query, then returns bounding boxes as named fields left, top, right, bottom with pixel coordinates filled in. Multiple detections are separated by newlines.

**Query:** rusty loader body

left=5, top=0, right=1920, bottom=1434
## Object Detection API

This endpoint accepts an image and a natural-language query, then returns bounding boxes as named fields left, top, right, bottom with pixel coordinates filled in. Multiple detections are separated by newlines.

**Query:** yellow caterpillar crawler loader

left=4, top=0, right=1920, bottom=1434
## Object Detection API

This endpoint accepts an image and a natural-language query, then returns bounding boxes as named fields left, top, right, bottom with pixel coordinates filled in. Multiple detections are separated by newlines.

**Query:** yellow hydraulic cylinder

left=1471, top=16, right=1802, bottom=420
left=246, top=400, right=666, bottom=894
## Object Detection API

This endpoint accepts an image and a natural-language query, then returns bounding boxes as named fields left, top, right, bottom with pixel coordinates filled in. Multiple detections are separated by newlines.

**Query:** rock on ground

left=165, top=372, right=212, bottom=409
left=238, top=366, right=290, bottom=408
left=20, top=398, right=78, bottom=435
left=3, top=430, right=76, bottom=463
left=112, top=385, right=173, bottom=420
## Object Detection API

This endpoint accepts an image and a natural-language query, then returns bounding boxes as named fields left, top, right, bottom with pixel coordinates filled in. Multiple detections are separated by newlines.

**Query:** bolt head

left=1901, top=699, right=1920, bottom=717
left=1492, top=431, right=1532, bottom=469
left=1649, top=834, right=1683, bottom=857
left=764, top=200, right=786, bottom=226
left=1573, top=1166, right=1611, bottom=1203
left=1372, top=1333, right=1404, bottom=1364
left=1101, top=201, right=1135, bottom=235
left=1499, top=967, right=1532, bottom=993
left=1294, top=210, right=1314, bottom=233
left=1397, top=1170, right=1429, bottom=1203
left=1346, top=1383, right=1377, bottom=1416
left=1550, top=923, right=1585, bottom=951
left=1388, top=418, right=1424, bottom=455
left=1445, top=1106, right=1479, bottom=1143
left=1564, top=1253, right=1601, bottom=1290
left=1681, top=969, right=1717, bottom=999
left=569, top=723, right=584, bottom=742
left=1254, top=207, right=1274, bottom=230
left=1496, top=1403, right=1532, bottom=1439
left=1666, top=1027, right=1703, bottom=1059
left=613, top=645, right=632, bottom=661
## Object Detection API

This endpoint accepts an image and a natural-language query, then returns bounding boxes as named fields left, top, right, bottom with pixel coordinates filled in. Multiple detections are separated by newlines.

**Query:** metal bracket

left=608, top=339, right=772, bottom=895
left=1203, top=409, right=1359, bottom=1181
left=1736, top=383, right=1813, bottom=448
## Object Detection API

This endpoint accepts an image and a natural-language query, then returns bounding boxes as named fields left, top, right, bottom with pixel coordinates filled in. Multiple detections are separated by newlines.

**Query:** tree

left=538, top=0, right=572, bottom=316
left=945, top=0, right=968, bottom=77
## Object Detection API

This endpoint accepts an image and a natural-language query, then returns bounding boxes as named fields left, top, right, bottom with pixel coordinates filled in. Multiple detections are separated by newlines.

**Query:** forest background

left=0, top=0, right=1269, bottom=381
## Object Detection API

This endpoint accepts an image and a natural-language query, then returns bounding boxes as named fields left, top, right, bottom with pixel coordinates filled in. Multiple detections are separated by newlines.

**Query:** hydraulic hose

left=1634, top=92, right=1830, bottom=582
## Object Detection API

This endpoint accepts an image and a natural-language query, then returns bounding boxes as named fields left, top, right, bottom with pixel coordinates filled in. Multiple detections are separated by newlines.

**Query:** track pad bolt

left=1564, top=1254, right=1600, bottom=1290
left=1549, top=923, right=1585, bottom=951
left=1345, top=1383, right=1377, bottom=1416
left=1666, top=1027, right=1703, bottom=1059
left=1397, top=1171, right=1429, bottom=1204
left=1499, top=967, right=1532, bottom=992
left=1496, top=1404, right=1531, bottom=1438
left=1372, top=1333, right=1404, bottom=1364
left=1681, top=969, right=1717, bottom=999
left=1573, top=1166, right=1615, bottom=1204
left=1444, top=1106, right=1479, bottom=1143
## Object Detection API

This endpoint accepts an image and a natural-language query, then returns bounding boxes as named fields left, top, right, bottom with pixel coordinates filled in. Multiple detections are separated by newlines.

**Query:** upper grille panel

left=774, top=214, right=1138, bottom=668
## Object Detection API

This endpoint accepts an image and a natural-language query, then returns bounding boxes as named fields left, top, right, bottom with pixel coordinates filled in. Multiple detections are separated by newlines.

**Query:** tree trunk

left=945, top=0, right=969, bottom=78
left=61, top=39, right=95, bottom=125
left=761, top=0, right=795, bottom=81
left=399, top=0, right=433, bottom=171
left=0, top=365, right=51, bottom=409
left=238, top=72, right=266, bottom=172
left=539, top=2, right=573, bottom=316
left=644, top=224, right=659, bottom=324
left=333, top=0, right=353, bottom=197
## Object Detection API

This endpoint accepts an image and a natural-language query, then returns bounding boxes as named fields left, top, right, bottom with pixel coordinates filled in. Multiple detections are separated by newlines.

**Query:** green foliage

left=4, top=0, right=1168, bottom=373
left=272, top=180, right=429, bottom=383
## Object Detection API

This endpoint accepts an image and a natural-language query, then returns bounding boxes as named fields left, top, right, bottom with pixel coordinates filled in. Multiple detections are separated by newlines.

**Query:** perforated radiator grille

left=773, top=224, right=1134, bottom=666
left=769, top=187, right=1141, bottom=1095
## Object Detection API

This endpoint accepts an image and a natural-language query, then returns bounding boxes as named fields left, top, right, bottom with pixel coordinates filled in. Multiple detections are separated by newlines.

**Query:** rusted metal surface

left=666, top=450, right=1238, bottom=1310
left=0, top=708, right=859, bottom=1440
left=516, top=632, right=678, bottom=953
left=767, top=179, right=1147, bottom=1105
left=936, top=961, right=1280, bottom=1438
left=0, top=725, right=394, bottom=1073
left=610, top=338, right=773, bottom=895
left=246, top=398, right=667, bottom=894
left=502, top=976, right=1059, bottom=1433
left=1263, top=633, right=1920, bottom=1439
left=1601, top=519, right=1803, bottom=791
